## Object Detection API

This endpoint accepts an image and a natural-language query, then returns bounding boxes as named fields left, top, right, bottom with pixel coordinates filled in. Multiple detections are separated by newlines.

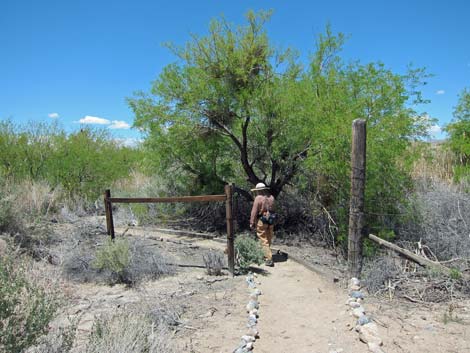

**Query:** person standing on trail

left=250, top=183, right=276, bottom=267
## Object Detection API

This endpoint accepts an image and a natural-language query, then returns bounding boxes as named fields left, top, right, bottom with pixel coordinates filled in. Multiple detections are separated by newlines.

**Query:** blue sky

left=1, top=0, right=470, bottom=143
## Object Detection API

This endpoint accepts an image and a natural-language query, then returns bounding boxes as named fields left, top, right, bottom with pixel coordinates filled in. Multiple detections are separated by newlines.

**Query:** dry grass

left=399, top=180, right=470, bottom=263
left=202, top=250, right=225, bottom=276
left=410, top=141, right=456, bottom=183
left=85, top=310, right=176, bottom=353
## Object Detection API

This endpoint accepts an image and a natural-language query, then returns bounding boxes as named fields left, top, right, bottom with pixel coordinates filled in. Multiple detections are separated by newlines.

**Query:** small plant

left=234, top=234, right=265, bottom=273
left=92, top=238, right=131, bottom=284
left=0, top=255, right=60, bottom=353
left=202, top=250, right=224, bottom=275
left=450, top=268, right=462, bottom=280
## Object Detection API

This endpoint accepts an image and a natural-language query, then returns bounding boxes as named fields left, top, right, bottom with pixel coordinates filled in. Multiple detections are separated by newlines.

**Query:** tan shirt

left=250, top=195, right=275, bottom=226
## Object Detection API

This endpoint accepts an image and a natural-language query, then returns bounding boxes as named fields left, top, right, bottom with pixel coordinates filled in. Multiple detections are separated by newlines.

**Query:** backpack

left=260, top=196, right=277, bottom=225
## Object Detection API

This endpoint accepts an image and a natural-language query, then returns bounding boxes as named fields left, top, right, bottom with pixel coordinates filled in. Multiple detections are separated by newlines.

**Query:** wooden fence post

left=348, top=119, right=367, bottom=278
left=225, top=183, right=235, bottom=275
left=104, top=189, right=115, bottom=240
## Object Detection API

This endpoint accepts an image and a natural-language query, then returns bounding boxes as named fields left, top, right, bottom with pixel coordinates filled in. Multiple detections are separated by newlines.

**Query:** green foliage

left=0, top=255, right=60, bottom=353
left=449, top=268, right=462, bottom=280
left=129, top=11, right=432, bottom=237
left=234, top=234, right=265, bottom=273
left=0, top=120, right=141, bottom=200
left=445, top=88, right=470, bottom=182
left=92, top=238, right=131, bottom=283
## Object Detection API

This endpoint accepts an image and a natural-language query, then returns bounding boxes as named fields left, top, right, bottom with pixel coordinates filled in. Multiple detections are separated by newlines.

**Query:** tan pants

left=256, top=219, right=274, bottom=260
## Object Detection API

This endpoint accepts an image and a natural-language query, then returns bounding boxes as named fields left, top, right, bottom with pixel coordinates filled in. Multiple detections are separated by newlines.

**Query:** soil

left=17, top=216, right=470, bottom=353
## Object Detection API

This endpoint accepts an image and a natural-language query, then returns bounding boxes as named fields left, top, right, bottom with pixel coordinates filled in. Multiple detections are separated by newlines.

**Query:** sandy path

left=255, top=259, right=365, bottom=353
left=113, top=225, right=367, bottom=352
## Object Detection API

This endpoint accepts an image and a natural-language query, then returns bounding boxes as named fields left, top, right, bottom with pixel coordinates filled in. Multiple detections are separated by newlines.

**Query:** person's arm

left=250, top=196, right=261, bottom=229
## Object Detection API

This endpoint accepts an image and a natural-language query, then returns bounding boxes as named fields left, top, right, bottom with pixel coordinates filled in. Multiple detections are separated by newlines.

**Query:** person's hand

left=250, top=223, right=254, bottom=230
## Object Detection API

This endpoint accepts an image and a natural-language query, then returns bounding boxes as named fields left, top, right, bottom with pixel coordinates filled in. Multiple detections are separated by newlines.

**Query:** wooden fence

left=104, top=184, right=235, bottom=274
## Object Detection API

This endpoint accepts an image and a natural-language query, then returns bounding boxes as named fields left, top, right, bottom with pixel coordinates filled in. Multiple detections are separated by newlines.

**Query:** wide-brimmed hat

left=251, top=182, right=270, bottom=192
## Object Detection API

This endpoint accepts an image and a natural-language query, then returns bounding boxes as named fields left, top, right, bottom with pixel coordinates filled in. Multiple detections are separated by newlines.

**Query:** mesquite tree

left=129, top=11, right=432, bottom=205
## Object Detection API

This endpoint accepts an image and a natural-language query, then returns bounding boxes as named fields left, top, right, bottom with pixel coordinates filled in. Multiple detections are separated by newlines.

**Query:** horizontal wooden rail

left=109, top=195, right=226, bottom=203
left=104, top=187, right=235, bottom=275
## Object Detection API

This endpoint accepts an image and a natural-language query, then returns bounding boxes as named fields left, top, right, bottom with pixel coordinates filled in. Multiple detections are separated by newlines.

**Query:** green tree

left=129, top=10, right=431, bottom=213
left=445, top=88, right=470, bottom=169
left=129, top=10, right=308, bottom=198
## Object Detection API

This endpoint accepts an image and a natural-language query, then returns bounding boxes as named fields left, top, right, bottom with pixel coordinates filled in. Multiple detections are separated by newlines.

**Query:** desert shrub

left=362, top=254, right=401, bottom=294
left=125, top=239, right=175, bottom=284
left=202, top=250, right=225, bottom=275
left=85, top=311, right=176, bottom=353
left=64, top=235, right=175, bottom=286
left=234, top=234, right=265, bottom=273
left=0, top=255, right=60, bottom=353
left=398, top=180, right=470, bottom=263
left=92, top=238, right=131, bottom=284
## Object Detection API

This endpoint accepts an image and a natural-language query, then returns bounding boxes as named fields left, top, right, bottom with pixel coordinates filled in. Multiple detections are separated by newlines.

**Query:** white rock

left=241, top=335, right=255, bottom=343
left=358, top=323, right=382, bottom=346
left=248, top=314, right=257, bottom=322
left=368, top=342, right=385, bottom=353
left=349, top=301, right=361, bottom=308
left=247, top=327, right=259, bottom=337
left=350, top=277, right=360, bottom=286
left=245, top=342, right=254, bottom=350
left=352, top=306, right=366, bottom=318
left=249, top=309, right=259, bottom=317
left=246, top=300, right=259, bottom=312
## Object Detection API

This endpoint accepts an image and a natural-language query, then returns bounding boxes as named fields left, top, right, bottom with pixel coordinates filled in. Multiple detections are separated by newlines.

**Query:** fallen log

left=368, top=234, right=453, bottom=276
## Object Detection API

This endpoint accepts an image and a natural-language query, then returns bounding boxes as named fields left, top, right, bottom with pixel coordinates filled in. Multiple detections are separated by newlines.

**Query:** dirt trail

left=254, top=259, right=364, bottom=353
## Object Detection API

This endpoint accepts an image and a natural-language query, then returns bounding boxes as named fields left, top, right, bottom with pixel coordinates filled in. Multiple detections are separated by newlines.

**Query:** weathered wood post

left=348, top=119, right=367, bottom=278
left=225, top=183, right=235, bottom=275
left=104, top=189, right=115, bottom=240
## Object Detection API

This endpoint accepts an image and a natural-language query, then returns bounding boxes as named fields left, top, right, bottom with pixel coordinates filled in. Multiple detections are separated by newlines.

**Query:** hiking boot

left=265, top=259, right=274, bottom=267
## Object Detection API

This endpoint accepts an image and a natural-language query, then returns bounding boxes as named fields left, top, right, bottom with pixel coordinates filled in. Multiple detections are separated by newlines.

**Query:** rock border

left=346, top=277, right=386, bottom=353
left=233, top=273, right=261, bottom=353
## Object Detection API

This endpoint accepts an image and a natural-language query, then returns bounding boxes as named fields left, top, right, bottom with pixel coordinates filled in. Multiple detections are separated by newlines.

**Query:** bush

left=202, top=250, right=225, bottom=275
left=64, top=234, right=175, bottom=286
left=92, top=238, right=131, bottom=284
left=362, top=255, right=401, bottom=294
left=0, top=255, right=60, bottom=353
left=85, top=311, right=176, bottom=353
left=398, top=180, right=470, bottom=263
left=234, top=234, right=265, bottom=273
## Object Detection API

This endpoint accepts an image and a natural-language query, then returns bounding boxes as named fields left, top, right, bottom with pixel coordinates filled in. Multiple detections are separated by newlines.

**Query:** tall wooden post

left=348, top=119, right=367, bottom=278
left=225, top=183, right=235, bottom=275
left=104, top=189, right=115, bottom=240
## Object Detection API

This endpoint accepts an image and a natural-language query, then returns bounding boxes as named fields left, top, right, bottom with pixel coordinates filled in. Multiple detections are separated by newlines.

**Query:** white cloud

left=78, top=115, right=111, bottom=125
left=436, top=90, right=445, bottom=95
left=48, top=112, right=59, bottom=118
left=109, top=120, right=131, bottom=129
left=428, top=124, right=442, bottom=136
